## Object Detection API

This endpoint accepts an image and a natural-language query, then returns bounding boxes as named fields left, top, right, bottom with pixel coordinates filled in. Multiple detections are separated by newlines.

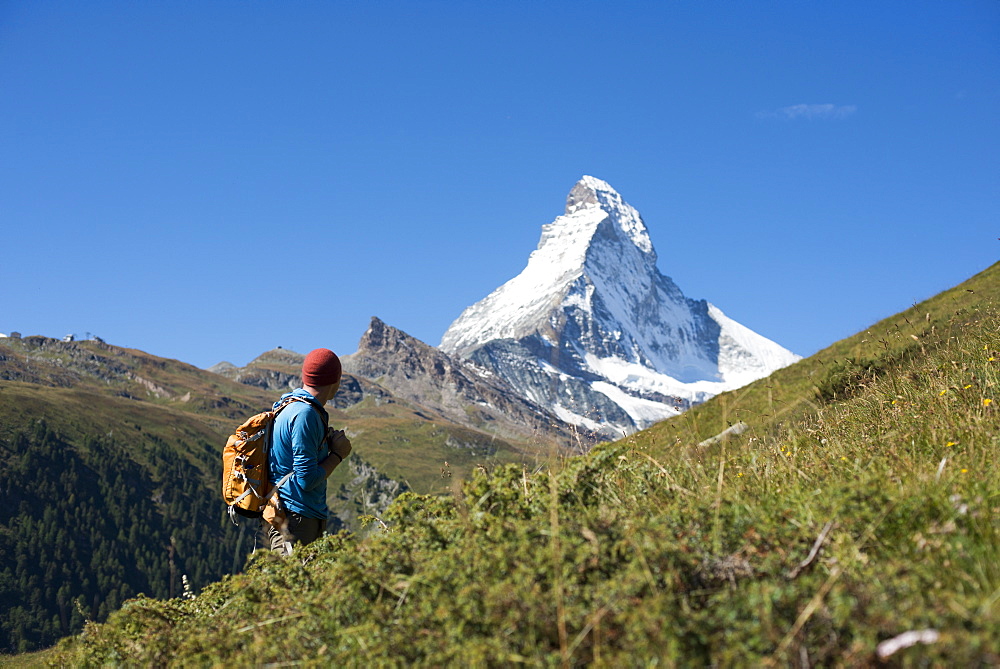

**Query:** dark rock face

left=565, top=180, right=599, bottom=213
left=467, top=338, right=632, bottom=438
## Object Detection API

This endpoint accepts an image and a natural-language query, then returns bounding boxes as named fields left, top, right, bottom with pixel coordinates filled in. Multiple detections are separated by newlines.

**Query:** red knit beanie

left=301, top=348, right=342, bottom=387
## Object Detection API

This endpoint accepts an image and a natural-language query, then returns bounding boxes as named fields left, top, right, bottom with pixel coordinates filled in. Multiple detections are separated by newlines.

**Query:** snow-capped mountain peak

left=441, top=176, right=800, bottom=436
left=565, top=175, right=653, bottom=255
left=441, top=176, right=654, bottom=358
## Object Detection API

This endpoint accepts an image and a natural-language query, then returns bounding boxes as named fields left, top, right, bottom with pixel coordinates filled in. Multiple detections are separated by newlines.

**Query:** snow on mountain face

left=440, top=176, right=800, bottom=435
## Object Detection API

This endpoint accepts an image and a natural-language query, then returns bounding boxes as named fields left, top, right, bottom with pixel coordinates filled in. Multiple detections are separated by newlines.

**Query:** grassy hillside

left=0, top=338, right=281, bottom=654
left=636, top=260, right=1000, bottom=454
left=42, top=262, right=1000, bottom=666
left=0, top=335, right=566, bottom=654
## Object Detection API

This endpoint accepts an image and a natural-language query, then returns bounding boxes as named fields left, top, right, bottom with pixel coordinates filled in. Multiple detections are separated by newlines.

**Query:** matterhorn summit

left=440, top=176, right=800, bottom=436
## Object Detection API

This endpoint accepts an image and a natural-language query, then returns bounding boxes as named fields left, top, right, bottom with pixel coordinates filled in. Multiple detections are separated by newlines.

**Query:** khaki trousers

left=261, top=512, right=325, bottom=555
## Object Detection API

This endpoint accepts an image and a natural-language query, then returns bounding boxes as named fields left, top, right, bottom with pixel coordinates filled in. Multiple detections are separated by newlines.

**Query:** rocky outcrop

left=328, top=456, right=410, bottom=532
left=208, top=347, right=392, bottom=409
left=343, top=317, right=582, bottom=444
left=208, top=349, right=303, bottom=392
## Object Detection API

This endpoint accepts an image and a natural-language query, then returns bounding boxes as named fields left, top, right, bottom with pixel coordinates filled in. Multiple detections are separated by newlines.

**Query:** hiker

left=263, top=347, right=352, bottom=554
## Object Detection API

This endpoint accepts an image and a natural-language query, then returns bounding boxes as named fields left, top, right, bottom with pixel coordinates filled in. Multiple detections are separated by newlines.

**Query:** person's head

left=301, top=348, right=342, bottom=404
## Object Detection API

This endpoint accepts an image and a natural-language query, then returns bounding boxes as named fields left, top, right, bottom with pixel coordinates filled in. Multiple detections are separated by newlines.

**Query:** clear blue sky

left=2, top=1, right=997, bottom=370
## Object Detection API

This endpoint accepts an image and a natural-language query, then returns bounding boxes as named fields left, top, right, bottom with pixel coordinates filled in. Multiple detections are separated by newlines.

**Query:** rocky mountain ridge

left=342, top=317, right=583, bottom=446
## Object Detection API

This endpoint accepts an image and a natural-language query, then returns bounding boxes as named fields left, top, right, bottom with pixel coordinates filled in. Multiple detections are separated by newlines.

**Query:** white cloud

left=758, top=103, right=857, bottom=120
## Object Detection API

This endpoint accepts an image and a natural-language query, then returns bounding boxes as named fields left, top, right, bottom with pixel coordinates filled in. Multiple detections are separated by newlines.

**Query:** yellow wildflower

left=939, top=390, right=948, bottom=396
left=946, top=441, right=957, bottom=447
left=984, top=398, right=994, bottom=407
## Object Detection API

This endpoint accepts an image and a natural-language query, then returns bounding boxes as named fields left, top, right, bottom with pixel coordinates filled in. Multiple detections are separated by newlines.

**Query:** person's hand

left=328, top=429, right=352, bottom=462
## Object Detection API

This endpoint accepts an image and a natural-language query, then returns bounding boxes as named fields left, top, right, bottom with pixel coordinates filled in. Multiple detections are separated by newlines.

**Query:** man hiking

left=264, top=347, right=353, bottom=554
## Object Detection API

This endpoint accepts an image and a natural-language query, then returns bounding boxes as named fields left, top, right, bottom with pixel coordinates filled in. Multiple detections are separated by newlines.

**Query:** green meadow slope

left=637, top=260, right=1000, bottom=455
left=45, top=262, right=1000, bottom=666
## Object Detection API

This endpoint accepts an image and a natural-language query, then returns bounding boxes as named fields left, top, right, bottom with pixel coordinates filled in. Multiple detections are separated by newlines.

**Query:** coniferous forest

left=0, top=420, right=245, bottom=653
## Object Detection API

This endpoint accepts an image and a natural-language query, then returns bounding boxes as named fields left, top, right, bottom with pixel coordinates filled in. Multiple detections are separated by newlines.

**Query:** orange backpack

left=221, top=396, right=323, bottom=525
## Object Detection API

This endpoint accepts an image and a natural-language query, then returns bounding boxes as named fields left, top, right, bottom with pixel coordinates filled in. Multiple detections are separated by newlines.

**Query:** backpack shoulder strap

left=264, top=395, right=330, bottom=507
left=269, top=395, right=330, bottom=445
left=278, top=395, right=330, bottom=429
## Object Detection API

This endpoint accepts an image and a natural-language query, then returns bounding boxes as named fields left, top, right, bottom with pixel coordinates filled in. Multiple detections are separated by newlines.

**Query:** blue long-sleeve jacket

left=268, top=389, right=330, bottom=519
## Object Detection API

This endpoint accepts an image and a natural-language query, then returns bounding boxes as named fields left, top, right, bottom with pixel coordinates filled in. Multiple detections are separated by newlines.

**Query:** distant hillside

left=0, top=327, right=573, bottom=653
left=0, top=337, right=273, bottom=653
left=44, top=261, right=1000, bottom=665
